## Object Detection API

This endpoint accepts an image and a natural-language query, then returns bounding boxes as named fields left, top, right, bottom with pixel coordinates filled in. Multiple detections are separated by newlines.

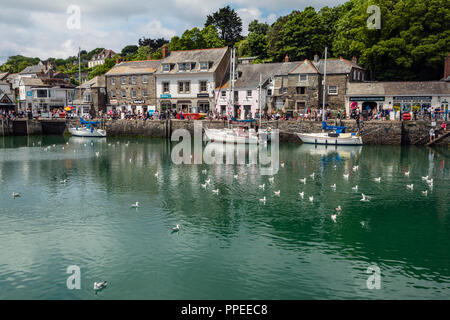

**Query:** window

left=111, top=91, right=116, bottom=98
left=142, top=75, right=148, bottom=84
left=83, top=93, right=92, bottom=102
left=163, top=82, right=170, bottom=93
left=121, top=76, right=126, bottom=85
left=111, top=77, right=116, bottom=85
left=36, top=89, right=47, bottom=98
left=200, top=62, right=209, bottom=70
left=200, top=81, right=207, bottom=92
left=296, top=87, right=306, bottom=94
left=221, top=91, right=226, bottom=97
left=178, top=81, right=190, bottom=93
left=267, top=89, right=272, bottom=96
left=162, top=64, right=170, bottom=72
left=121, top=90, right=126, bottom=98
left=142, top=90, right=148, bottom=97
left=328, top=86, right=338, bottom=95
left=358, top=72, right=361, bottom=81
left=354, top=70, right=357, bottom=80
left=131, top=76, right=136, bottom=85
left=131, top=90, right=137, bottom=98
left=246, top=90, right=252, bottom=97
left=299, top=74, right=308, bottom=82
left=282, top=87, right=288, bottom=94
left=178, top=63, right=191, bottom=72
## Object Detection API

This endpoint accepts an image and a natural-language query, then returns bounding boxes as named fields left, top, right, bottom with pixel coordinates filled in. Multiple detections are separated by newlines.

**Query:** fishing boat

left=296, top=121, right=362, bottom=145
left=68, top=118, right=106, bottom=137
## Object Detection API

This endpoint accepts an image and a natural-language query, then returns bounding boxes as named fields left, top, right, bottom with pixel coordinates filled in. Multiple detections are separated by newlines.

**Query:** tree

left=201, top=25, right=226, bottom=48
left=87, top=58, right=116, bottom=80
left=121, top=45, right=138, bottom=57
left=138, top=37, right=169, bottom=52
left=205, top=5, right=243, bottom=46
left=134, top=46, right=152, bottom=60
left=332, top=0, right=450, bottom=80
left=0, top=55, right=40, bottom=73
left=248, top=20, right=269, bottom=35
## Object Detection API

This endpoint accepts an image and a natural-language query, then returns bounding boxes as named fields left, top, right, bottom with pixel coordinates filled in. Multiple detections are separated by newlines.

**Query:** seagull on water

left=299, top=178, right=307, bottom=184
left=310, top=172, right=315, bottom=179
left=259, top=196, right=266, bottom=204
left=343, top=174, right=349, bottom=180
left=331, top=184, right=336, bottom=189
left=352, top=185, right=358, bottom=191
left=94, top=281, right=107, bottom=291
left=299, top=192, right=304, bottom=199
left=205, top=179, right=211, bottom=185
left=360, top=193, right=371, bottom=202
left=155, top=172, right=159, bottom=177
left=309, top=196, right=314, bottom=202
left=406, top=184, right=414, bottom=190
left=95, top=152, right=99, bottom=157
left=274, top=190, right=280, bottom=196
left=202, top=169, right=207, bottom=174
left=421, top=176, right=429, bottom=181
left=131, top=202, right=140, bottom=208
left=233, top=175, right=239, bottom=179
left=426, top=178, right=433, bottom=186
left=259, top=184, right=265, bottom=190
left=12, top=192, right=21, bottom=198
left=421, top=190, right=428, bottom=196
left=280, top=162, right=285, bottom=168
left=172, top=224, right=180, bottom=232
left=373, top=177, right=381, bottom=183
left=334, top=205, right=342, bottom=212
left=331, top=214, right=337, bottom=223
left=404, top=171, right=410, bottom=177
left=201, top=183, right=207, bottom=189
left=212, top=189, right=219, bottom=194
left=60, top=179, right=67, bottom=184
left=352, top=165, right=359, bottom=172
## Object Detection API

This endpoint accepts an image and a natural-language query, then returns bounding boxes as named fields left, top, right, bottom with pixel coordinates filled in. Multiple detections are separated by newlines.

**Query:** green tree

left=121, top=45, right=138, bottom=57
left=205, top=5, right=243, bottom=46
left=248, top=20, right=269, bottom=35
left=201, top=25, right=226, bottom=48
left=87, top=58, right=116, bottom=80
left=134, top=46, right=152, bottom=60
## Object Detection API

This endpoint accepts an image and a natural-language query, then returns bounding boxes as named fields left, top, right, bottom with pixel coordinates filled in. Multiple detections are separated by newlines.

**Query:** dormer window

left=299, top=74, right=308, bottom=82
left=200, top=62, right=209, bottom=71
left=178, top=63, right=191, bottom=72
left=162, top=64, right=170, bottom=72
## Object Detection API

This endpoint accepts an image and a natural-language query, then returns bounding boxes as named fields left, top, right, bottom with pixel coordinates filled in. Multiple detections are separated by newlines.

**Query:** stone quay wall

left=1, top=118, right=449, bottom=146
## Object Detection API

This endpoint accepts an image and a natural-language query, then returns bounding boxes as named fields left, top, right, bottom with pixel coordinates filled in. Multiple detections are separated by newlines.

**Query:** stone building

left=105, top=60, right=162, bottom=115
left=270, top=55, right=366, bottom=115
left=72, top=76, right=107, bottom=117
left=88, top=49, right=116, bottom=68
left=156, top=46, right=230, bottom=113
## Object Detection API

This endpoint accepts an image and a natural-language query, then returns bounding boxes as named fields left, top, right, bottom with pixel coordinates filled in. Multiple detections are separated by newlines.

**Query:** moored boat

left=68, top=119, right=107, bottom=137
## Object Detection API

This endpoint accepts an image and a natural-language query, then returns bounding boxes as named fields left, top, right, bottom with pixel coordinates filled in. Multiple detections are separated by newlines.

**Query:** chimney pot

left=444, top=53, right=450, bottom=79
left=284, top=54, right=289, bottom=63
left=352, top=56, right=358, bottom=64
left=162, top=45, right=169, bottom=59
left=314, top=54, right=319, bottom=63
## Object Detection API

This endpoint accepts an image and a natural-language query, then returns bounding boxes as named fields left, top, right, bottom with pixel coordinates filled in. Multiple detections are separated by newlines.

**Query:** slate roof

left=106, top=60, right=162, bottom=76
left=288, top=59, right=320, bottom=74
left=20, top=64, right=44, bottom=74
left=78, top=75, right=106, bottom=88
left=90, top=49, right=116, bottom=61
left=346, top=81, right=450, bottom=96
left=156, top=47, right=229, bottom=74
left=0, top=72, right=9, bottom=80
left=313, top=57, right=365, bottom=74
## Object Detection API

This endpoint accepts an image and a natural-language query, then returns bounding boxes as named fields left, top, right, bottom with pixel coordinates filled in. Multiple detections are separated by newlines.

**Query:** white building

left=155, top=47, right=230, bottom=113
left=88, top=49, right=116, bottom=68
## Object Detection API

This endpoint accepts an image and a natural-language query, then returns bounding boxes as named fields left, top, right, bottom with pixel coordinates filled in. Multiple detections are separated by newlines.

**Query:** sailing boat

left=295, top=47, right=363, bottom=146
left=205, top=49, right=269, bottom=144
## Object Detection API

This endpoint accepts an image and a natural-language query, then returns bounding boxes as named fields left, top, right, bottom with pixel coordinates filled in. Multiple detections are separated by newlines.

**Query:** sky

left=0, top=0, right=345, bottom=64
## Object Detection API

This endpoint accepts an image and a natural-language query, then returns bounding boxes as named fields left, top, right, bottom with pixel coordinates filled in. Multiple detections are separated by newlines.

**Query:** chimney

left=162, top=45, right=169, bottom=59
left=352, top=56, right=358, bottom=64
left=445, top=54, right=450, bottom=79
left=284, top=54, right=289, bottom=63
left=115, top=57, right=121, bottom=65
left=314, top=53, right=319, bottom=63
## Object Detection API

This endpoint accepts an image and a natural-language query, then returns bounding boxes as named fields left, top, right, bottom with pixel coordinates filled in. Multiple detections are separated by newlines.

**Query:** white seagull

left=343, top=174, right=349, bottom=180
left=259, top=196, right=266, bottom=204
left=421, top=176, right=429, bottom=181
left=155, top=172, right=159, bottom=177
left=259, top=184, right=265, bottom=190
left=299, top=178, right=307, bottom=184
left=280, top=162, right=285, bottom=168
left=172, top=224, right=180, bottom=232
left=331, top=214, right=337, bottom=223
left=310, top=172, right=315, bottom=179
left=299, top=192, right=304, bottom=199
left=334, top=205, right=342, bottom=212
left=421, top=190, right=428, bottom=196
left=274, top=190, right=280, bottom=196
left=212, top=189, right=219, bottom=194
left=131, top=202, right=140, bottom=208
left=373, top=177, right=381, bottom=183
left=404, top=171, right=410, bottom=177
left=205, top=179, right=211, bottom=185
left=406, top=184, right=414, bottom=190
left=95, top=152, right=99, bottom=157
left=352, top=165, right=359, bottom=172
left=268, top=177, right=274, bottom=183
left=309, top=196, right=314, bottom=202
left=360, top=193, right=371, bottom=202
left=352, top=185, right=358, bottom=191
left=12, top=192, right=21, bottom=198
left=94, top=281, right=107, bottom=291
left=331, top=184, right=336, bottom=189
left=201, top=183, right=207, bottom=189
left=234, top=175, right=239, bottom=179
left=202, top=169, right=207, bottom=174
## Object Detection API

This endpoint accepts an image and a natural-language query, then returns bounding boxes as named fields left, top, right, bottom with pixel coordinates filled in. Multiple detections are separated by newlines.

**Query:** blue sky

left=0, top=0, right=345, bottom=65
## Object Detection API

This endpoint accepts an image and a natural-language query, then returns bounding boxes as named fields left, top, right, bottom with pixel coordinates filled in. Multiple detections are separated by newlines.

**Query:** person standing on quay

left=429, top=128, right=435, bottom=142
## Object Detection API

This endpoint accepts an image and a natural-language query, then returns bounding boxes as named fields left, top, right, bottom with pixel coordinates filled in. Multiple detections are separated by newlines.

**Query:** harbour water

left=0, top=136, right=449, bottom=299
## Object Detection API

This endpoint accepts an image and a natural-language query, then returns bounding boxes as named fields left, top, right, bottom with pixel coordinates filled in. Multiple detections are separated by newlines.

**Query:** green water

left=0, top=136, right=449, bottom=299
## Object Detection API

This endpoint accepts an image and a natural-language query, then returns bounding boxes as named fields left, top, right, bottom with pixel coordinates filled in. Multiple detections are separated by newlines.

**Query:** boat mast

left=259, top=73, right=262, bottom=127
left=322, top=46, right=327, bottom=122
left=230, top=48, right=235, bottom=119
left=78, top=46, right=81, bottom=117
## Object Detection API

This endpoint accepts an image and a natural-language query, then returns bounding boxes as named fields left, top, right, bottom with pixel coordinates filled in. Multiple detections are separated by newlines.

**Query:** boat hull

left=204, top=128, right=260, bottom=144
left=296, top=133, right=363, bottom=145
left=69, top=127, right=107, bottom=137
